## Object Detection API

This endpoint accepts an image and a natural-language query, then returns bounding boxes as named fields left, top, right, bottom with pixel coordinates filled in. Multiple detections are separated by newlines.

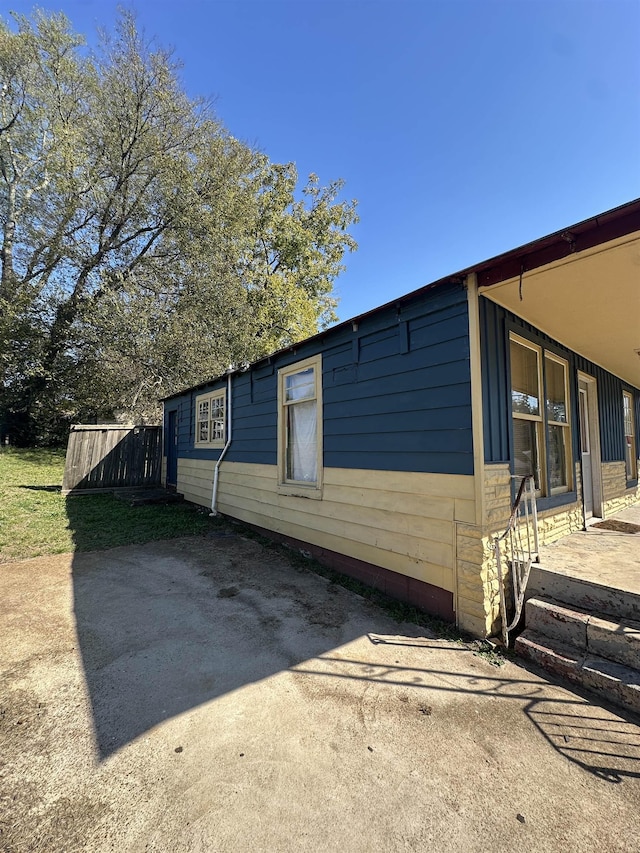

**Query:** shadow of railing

left=294, top=650, right=640, bottom=783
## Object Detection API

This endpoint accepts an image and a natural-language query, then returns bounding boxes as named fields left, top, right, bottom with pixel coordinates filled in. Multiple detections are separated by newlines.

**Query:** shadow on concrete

left=67, top=527, right=377, bottom=761
left=66, top=505, right=640, bottom=782
left=295, top=651, right=640, bottom=783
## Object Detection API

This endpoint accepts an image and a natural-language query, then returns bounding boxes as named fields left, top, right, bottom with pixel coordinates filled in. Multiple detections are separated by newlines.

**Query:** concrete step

left=528, top=564, right=640, bottom=623
left=525, top=597, right=640, bottom=670
left=515, top=630, right=640, bottom=716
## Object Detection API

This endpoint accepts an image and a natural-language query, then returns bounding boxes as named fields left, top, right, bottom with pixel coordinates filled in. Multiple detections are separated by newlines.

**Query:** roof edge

left=161, top=197, right=640, bottom=403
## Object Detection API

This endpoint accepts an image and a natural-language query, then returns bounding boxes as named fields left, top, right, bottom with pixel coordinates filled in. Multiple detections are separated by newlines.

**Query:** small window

left=195, top=390, right=226, bottom=447
left=623, top=391, right=637, bottom=481
left=278, top=355, right=323, bottom=494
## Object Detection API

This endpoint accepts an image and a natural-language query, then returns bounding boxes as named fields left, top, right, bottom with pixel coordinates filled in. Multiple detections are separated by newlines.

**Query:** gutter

left=209, top=371, right=233, bottom=517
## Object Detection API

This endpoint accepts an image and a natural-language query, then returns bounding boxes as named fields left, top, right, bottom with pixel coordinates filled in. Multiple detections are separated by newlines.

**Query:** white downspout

left=209, top=371, right=233, bottom=516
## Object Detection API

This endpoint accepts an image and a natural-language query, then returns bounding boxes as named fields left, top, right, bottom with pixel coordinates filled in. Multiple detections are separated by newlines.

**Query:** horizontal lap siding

left=323, top=282, right=473, bottom=475
left=175, top=460, right=476, bottom=593
left=176, top=457, right=216, bottom=504
left=168, top=281, right=474, bottom=477
left=170, top=283, right=474, bottom=613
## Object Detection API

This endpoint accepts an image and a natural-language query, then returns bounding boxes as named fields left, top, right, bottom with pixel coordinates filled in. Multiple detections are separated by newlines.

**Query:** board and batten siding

left=479, top=296, right=640, bottom=467
left=177, top=457, right=475, bottom=610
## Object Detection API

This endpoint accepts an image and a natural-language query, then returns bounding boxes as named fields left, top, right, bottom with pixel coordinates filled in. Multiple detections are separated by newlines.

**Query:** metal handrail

left=494, top=475, right=539, bottom=646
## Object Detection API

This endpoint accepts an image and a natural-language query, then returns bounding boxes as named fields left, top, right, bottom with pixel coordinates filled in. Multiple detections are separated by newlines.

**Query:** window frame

left=277, top=354, right=323, bottom=498
left=623, top=390, right=637, bottom=483
left=510, top=335, right=545, bottom=494
left=544, top=352, right=572, bottom=495
left=194, top=389, right=226, bottom=449
left=509, top=333, right=573, bottom=498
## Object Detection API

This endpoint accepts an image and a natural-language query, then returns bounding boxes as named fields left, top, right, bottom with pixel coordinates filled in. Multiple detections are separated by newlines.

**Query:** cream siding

left=177, top=458, right=474, bottom=596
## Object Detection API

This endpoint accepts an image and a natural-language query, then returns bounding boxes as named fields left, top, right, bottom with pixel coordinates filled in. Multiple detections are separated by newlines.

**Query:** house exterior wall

left=177, top=457, right=473, bottom=620
left=455, top=460, right=593, bottom=636
left=162, top=277, right=638, bottom=639
left=480, top=297, right=640, bottom=477
left=470, top=295, right=640, bottom=634
left=165, top=281, right=474, bottom=624
left=602, top=461, right=640, bottom=515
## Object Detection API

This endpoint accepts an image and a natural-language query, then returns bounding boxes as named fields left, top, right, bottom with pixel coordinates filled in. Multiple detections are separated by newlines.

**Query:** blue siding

left=322, top=287, right=472, bottom=474
left=479, top=296, right=509, bottom=464
left=166, top=280, right=474, bottom=476
left=480, top=296, right=640, bottom=467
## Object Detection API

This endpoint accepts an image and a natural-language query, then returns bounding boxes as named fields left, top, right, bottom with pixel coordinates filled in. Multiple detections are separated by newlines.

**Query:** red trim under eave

left=161, top=197, right=640, bottom=402
left=474, top=202, right=640, bottom=289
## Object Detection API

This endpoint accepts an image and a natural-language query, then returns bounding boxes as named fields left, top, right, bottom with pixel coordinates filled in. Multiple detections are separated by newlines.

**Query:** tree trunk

left=0, top=183, right=16, bottom=299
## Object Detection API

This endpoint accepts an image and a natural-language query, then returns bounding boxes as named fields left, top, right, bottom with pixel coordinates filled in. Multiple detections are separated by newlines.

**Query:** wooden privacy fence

left=62, top=424, right=162, bottom=495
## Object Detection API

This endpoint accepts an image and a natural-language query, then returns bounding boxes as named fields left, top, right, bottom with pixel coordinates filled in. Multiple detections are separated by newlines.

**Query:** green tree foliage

left=0, top=10, right=357, bottom=443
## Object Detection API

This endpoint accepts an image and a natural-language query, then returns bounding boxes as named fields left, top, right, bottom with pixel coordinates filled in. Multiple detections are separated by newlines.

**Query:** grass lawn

left=0, top=447, right=218, bottom=562
left=0, top=449, right=492, bottom=654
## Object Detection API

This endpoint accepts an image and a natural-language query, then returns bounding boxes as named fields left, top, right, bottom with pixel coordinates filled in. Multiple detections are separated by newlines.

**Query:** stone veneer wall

left=456, top=464, right=511, bottom=637
left=601, top=460, right=640, bottom=516
left=456, top=462, right=586, bottom=638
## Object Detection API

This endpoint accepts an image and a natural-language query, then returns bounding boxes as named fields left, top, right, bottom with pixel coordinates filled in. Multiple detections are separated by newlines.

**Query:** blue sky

left=5, top=0, right=640, bottom=321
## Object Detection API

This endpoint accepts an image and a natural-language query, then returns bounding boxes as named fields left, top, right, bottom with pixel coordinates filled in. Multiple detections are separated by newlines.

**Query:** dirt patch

left=0, top=688, right=48, bottom=747
left=217, top=585, right=240, bottom=598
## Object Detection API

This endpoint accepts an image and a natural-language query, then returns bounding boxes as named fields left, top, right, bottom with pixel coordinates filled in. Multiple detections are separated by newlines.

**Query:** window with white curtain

left=278, top=355, right=322, bottom=494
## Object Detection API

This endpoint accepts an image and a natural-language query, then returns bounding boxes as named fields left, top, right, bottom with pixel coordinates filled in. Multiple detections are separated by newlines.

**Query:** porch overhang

left=475, top=211, right=640, bottom=389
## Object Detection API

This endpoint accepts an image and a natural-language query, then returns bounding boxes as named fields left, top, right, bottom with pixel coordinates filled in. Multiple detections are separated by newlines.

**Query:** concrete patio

left=2, top=533, right=640, bottom=852
left=536, top=503, right=640, bottom=598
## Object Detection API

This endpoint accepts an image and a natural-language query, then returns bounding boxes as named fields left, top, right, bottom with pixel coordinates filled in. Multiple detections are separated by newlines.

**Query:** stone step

left=515, top=630, right=640, bottom=717
left=528, top=564, right=640, bottom=623
left=525, top=597, right=640, bottom=670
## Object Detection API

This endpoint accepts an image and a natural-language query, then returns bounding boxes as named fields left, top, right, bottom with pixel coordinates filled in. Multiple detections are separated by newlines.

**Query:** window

left=511, top=337, right=543, bottom=489
left=278, top=355, right=322, bottom=494
left=510, top=336, right=572, bottom=496
left=195, top=390, right=226, bottom=447
left=623, top=391, right=637, bottom=481
left=545, top=354, right=571, bottom=492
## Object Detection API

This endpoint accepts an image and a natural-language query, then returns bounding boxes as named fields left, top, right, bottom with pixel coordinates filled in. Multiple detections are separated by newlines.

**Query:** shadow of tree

left=64, top=505, right=640, bottom=780
left=67, top=533, right=377, bottom=759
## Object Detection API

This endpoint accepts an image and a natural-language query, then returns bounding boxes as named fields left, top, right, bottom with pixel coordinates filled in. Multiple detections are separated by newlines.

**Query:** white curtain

left=289, top=401, right=317, bottom=482
left=285, top=368, right=314, bottom=402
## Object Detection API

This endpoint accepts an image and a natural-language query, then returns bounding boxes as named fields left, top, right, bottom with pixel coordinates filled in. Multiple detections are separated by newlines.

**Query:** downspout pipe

left=209, top=371, right=233, bottom=517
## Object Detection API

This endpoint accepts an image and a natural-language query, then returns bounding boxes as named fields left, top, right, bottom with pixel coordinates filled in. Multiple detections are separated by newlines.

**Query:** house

left=162, top=199, right=640, bottom=638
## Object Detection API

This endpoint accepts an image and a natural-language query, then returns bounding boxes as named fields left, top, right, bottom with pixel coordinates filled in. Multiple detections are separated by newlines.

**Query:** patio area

left=535, top=503, right=640, bottom=597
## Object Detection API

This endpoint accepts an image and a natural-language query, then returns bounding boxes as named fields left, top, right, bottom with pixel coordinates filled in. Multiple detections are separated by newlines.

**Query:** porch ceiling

left=479, top=232, right=640, bottom=389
